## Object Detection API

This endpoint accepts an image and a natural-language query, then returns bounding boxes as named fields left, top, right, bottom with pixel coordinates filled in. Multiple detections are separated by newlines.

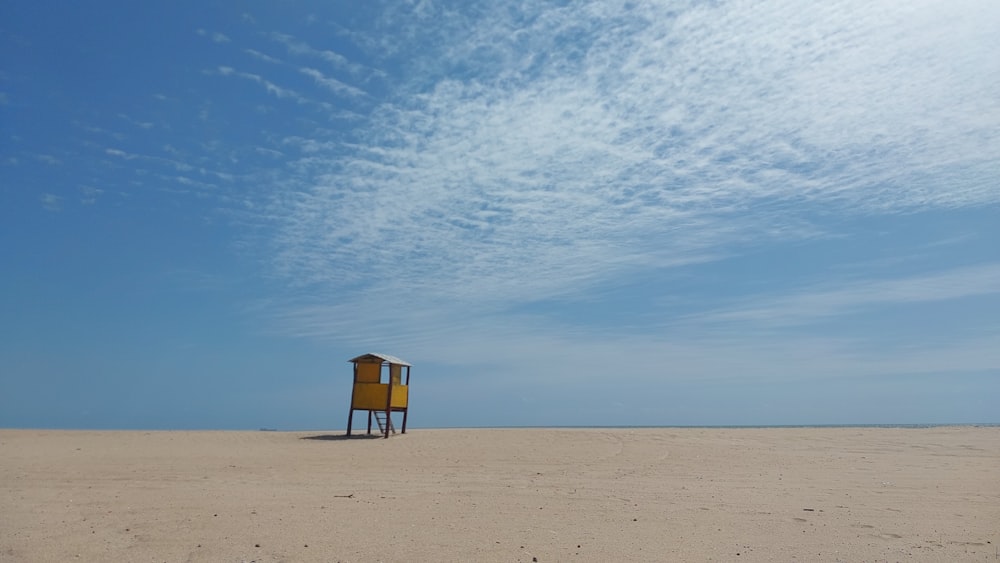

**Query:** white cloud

left=76, top=122, right=126, bottom=141
left=34, top=154, right=61, bottom=166
left=244, top=49, right=281, bottom=64
left=197, top=29, right=231, bottom=44
left=40, top=193, right=62, bottom=211
left=255, top=147, right=284, bottom=158
left=214, top=66, right=329, bottom=110
left=269, top=32, right=350, bottom=68
left=117, top=113, right=154, bottom=129
left=694, top=264, right=1000, bottom=327
left=104, top=147, right=209, bottom=175
left=267, top=294, right=1000, bottom=386
left=267, top=32, right=381, bottom=80
left=105, top=148, right=138, bottom=161
left=79, top=185, right=103, bottom=205
left=299, top=68, right=367, bottom=99
left=248, top=1, right=999, bottom=360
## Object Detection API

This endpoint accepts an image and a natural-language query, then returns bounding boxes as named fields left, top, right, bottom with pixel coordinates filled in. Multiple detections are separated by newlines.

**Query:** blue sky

left=1, top=1, right=998, bottom=430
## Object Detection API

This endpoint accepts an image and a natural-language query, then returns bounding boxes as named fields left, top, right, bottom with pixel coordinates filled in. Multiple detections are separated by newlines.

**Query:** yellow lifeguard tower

left=345, top=353, right=411, bottom=438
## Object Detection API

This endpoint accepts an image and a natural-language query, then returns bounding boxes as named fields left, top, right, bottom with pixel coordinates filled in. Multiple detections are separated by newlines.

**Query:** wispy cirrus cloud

left=33, top=154, right=61, bottom=166
left=197, top=29, right=230, bottom=44
left=249, top=1, right=998, bottom=363
left=214, top=66, right=336, bottom=113
left=244, top=48, right=281, bottom=64
left=40, top=193, right=62, bottom=211
left=216, top=66, right=299, bottom=100
left=299, top=68, right=367, bottom=99
left=267, top=31, right=384, bottom=82
left=117, top=113, right=154, bottom=130
left=105, top=147, right=192, bottom=172
left=268, top=32, right=352, bottom=70
left=264, top=2, right=1000, bottom=291
left=76, top=122, right=126, bottom=140
left=79, top=185, right=103, bottom=205
left=694, top=264, right=1000, bottom=328
left=102, top=146, right=237, bottom=189
left=269, top=288, right=1000, bottom=387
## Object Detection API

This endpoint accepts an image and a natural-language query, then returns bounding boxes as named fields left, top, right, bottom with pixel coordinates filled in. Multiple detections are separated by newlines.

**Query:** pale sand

left=1, top=428, right=998, bottom=562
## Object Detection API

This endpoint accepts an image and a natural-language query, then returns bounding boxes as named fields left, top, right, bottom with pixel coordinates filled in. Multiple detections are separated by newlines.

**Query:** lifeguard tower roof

left=348, top=353, right=411, bottom=367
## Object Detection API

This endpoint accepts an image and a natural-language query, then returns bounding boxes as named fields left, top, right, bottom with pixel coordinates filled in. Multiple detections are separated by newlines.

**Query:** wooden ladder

left=373, top=411, right=395, bottom=435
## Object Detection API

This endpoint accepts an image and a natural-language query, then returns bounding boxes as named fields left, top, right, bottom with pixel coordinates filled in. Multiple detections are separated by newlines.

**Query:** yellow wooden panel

left=356, top=362, right=381, bottom=383
left=391, top=385, right=408, bottom=409
left=352, top=382, right=388, bottom=410
left=390, top=364, right=401, bottom=385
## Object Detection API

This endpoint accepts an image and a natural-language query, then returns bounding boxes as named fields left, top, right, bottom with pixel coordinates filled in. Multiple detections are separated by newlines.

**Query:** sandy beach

left=1, top=427, right=997, bottom=562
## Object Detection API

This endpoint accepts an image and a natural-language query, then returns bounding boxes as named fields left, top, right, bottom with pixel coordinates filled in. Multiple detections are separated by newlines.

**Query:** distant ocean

left=431, top=423, right=1000, bottom=430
